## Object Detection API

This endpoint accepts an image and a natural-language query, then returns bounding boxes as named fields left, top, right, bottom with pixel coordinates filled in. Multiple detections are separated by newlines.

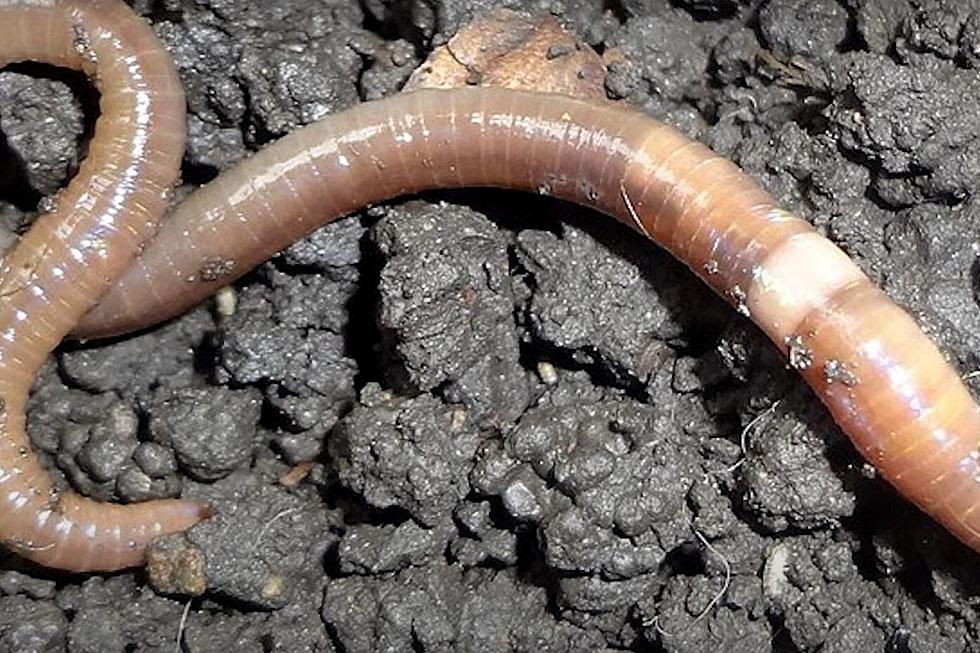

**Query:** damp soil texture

left=2, top=0, right=980, bottom=651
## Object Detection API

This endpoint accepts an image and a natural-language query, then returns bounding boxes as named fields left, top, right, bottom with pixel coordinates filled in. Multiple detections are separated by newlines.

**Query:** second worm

left=73, top=88, right=980, bottom=555
left=0, top=0, right=208, bottom=572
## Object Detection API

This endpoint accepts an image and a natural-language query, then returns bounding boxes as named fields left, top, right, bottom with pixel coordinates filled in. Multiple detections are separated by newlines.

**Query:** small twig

left=721, top=400, right=781, bottom=474
left=253, top=507, right=303, bottom=552
left=647, top=527, right=733, bottom=637
left=174, top=599, right=192, bottom=653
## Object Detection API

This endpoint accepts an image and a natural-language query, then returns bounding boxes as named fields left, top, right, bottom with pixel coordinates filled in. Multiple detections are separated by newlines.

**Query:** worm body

left=0, top=0, right=208, bottom=572
left=75, top=88, right=980, bottom=554
left=4, top=2, right=979, bottom=571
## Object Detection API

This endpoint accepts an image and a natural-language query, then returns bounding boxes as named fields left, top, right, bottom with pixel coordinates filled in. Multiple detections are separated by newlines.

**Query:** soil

left=1, top=0, right=979, bottom=651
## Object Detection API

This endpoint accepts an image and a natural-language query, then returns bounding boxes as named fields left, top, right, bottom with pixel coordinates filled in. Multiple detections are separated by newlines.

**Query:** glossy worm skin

left=76, top=86, right=980, bottom=556
left=5, top=11, right=980, bottom=573
left=0, top=0, right=209, bottom=572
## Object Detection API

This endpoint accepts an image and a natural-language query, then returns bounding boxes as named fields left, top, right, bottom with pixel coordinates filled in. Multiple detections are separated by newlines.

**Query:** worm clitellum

left=0, top=0, right=209, bottom=572
left=4, top=3, right=980, bottom=572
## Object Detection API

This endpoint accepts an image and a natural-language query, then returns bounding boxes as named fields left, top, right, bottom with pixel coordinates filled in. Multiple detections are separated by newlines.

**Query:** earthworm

left=0, top=0, right=209, bottom=572
left=4, top=7, right=978, bottom=572
left=75, top=86, right=980, bottom=556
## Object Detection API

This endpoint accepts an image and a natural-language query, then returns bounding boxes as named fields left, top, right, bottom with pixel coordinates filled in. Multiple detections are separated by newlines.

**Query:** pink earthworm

left=75, top=86, right=980, bottom=557
left=0, top=0, right=208, bottom=572
left=4, top=4, right=980, bottom=572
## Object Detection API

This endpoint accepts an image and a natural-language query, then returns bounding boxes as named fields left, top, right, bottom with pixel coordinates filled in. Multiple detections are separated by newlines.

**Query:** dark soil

left=1, top=0, right=979, bottom=651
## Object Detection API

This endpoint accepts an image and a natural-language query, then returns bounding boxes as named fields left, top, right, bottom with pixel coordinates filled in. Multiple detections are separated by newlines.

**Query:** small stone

left=133, top=442, right=178, bottom=478
left=76, top=403, right=139, bottom=483
left=145, top=534, right=208, bottom=597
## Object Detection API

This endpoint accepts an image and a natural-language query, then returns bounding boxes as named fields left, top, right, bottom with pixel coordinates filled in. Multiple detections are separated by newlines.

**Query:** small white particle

left=762, top=543, right=791, bottom=599
left=14, top=310, right=26, bottom=322
left=52, top=267, right=65, bottom=279
left=824, top=359, right=858, bottom=386
left=338, top=154, right=350, bottom=167
left=537, top=361, right=559, bottom=385
left=727, top=285, right=751, bottom=317
left=785, top=335, right=812, bottom=370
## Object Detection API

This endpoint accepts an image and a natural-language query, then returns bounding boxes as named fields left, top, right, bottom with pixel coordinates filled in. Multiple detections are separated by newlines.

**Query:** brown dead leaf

left=405, top=8, right=609, bottom=102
